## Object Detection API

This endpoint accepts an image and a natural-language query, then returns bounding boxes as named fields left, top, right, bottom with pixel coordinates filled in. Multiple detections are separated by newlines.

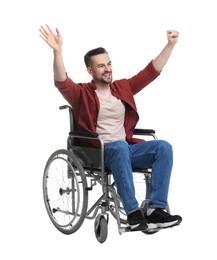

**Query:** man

left=39, top=24, right=182, bottom=232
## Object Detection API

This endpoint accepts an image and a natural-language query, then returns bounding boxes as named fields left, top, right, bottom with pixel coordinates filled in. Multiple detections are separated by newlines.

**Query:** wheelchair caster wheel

left=94, top=214, right=108, bottom=243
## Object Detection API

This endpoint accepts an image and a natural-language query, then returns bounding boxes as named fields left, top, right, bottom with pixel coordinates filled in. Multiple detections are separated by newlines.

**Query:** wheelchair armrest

left=69, top=130, right=99, bottom=138
left=133, top=128, right=155, bottom=135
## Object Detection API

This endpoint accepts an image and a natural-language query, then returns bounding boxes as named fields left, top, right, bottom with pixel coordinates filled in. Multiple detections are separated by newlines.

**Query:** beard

left=93, top=72, right=113, bottom=85
left=100, top=72, right=113, bottom=84
left=100, top=77, right=112, bottom=84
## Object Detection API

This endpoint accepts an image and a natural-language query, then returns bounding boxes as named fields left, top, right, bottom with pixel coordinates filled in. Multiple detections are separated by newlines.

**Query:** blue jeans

left=104, top=140, right=173, bottom=215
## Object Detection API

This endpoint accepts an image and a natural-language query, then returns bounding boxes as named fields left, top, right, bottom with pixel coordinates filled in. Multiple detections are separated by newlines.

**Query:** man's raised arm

left=152, top=29, right=179, bottom=72
left=39, top=24, right=67, bottom=82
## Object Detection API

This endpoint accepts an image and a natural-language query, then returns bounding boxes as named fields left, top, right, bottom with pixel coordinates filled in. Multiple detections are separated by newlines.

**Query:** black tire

left=94, top=215, right=108, bottom=243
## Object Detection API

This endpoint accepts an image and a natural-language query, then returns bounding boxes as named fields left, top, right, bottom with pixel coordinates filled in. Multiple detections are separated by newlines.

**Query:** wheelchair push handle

left=59, top=105, right=71, bottom=110
left=59, top=105, right=74, bottom=132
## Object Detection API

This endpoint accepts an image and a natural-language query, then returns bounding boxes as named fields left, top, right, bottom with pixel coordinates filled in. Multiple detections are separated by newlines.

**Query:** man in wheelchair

left=40, top=24, right=182, bottom=232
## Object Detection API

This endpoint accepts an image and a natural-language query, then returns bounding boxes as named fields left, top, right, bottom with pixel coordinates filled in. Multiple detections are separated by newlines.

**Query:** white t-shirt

left=95, top=87, right=126, bottom=143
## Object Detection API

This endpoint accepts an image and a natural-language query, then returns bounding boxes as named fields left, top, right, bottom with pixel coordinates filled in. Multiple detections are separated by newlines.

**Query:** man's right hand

left=39, top=24, right=63, bottom=52
left=39, top=24, right=66, bottom=81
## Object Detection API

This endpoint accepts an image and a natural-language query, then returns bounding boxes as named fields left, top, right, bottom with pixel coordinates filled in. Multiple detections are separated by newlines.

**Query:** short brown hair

left=84, top=47, right=108, bottom=67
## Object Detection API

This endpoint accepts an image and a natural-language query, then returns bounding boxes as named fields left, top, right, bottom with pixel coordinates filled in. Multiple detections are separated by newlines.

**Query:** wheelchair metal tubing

left=85, top=192, right=107, bottom=219
left=67, top=158, right=77, bottom=215
left=67, top=133, right=106, bottom=181
left=106, top=185, right=126, bottom=235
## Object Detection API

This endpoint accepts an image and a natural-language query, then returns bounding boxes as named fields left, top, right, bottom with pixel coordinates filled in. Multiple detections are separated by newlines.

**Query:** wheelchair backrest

left=60, top=105, right=103, bottom=170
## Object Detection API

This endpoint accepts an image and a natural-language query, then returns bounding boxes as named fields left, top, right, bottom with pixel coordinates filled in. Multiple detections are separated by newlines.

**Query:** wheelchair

left=43, top=105, right=169, bottom=243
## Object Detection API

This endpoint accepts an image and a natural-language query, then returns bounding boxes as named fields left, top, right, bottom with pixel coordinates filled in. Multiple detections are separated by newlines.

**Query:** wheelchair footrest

left=119, top=224, right=163, bottom=234
left=118, top=225, right=148, bottom=234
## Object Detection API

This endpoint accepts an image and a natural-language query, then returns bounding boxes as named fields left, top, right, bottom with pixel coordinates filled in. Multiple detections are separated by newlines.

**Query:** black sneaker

left=127, top=210, right=148, bottom=231
left=145, top=209, right=182, bottom=229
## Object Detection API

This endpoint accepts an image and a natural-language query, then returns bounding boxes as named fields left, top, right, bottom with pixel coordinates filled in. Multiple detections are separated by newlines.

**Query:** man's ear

left=87, top=67, right=93, bottom=76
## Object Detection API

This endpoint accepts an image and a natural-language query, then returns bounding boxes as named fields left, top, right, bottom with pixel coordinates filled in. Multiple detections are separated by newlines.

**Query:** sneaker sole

left=147, top=223, right=158, bottom=229
left=150, top=219, right=181, bottom=229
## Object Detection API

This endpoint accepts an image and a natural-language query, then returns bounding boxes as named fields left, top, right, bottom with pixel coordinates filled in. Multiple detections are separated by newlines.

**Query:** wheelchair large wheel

left=43, top=149, right=88, bottom=234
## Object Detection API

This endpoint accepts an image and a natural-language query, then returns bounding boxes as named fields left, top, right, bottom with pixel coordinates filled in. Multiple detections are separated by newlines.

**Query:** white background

left=1, top=0, right=216, bottom=259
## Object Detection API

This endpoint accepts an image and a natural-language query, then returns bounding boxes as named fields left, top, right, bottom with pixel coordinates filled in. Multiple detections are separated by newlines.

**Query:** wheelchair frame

left=43, top=105, right=165, bottom=243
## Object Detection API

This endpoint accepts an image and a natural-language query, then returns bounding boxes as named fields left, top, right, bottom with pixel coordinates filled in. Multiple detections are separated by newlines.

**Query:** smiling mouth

left=103, top=73, right=111, bottom=78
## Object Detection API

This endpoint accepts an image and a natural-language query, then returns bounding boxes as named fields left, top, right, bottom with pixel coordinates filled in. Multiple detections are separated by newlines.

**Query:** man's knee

left=158, top=140, right=172, bottom=151
left=156, top=140, right=173, bottom=159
